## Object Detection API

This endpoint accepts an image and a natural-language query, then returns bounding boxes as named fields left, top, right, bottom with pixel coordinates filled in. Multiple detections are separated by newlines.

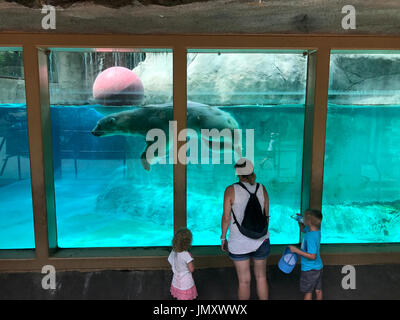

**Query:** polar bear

left=91, top=101, right=241, bottom=170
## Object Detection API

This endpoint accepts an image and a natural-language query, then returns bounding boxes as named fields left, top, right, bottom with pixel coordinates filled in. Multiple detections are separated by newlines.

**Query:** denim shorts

left=229, top=238, right=270, bottom=261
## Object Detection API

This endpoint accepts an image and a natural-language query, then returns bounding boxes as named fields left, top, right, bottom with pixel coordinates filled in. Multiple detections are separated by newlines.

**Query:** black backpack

left=231, top=182, right=269, bottom=239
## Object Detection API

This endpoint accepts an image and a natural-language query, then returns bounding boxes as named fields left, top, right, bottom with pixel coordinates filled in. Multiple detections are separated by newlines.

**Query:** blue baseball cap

left=278, top=246, right=298, bottom=274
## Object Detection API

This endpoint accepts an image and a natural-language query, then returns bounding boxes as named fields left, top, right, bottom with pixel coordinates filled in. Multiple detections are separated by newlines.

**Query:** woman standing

left=221, top=158, right=270, bottom=300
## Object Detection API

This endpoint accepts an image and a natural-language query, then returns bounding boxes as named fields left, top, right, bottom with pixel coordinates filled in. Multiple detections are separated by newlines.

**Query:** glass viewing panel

left=0, top=48, right=35, bottom=249
left=48, top=48, right=174, bottom=248
left=186, top=50, right=308, bottom=245
left=322, top=50, right=400, bottom=243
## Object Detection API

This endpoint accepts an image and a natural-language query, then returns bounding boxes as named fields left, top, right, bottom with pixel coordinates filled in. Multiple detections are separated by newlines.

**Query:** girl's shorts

left=229, top=238, right=271, bottom=261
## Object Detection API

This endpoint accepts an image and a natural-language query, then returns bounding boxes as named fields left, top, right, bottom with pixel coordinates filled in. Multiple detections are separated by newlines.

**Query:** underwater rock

left=95, top=183, right=149, bottom=217
left=95, top=177, right=173, bottom=225
left=93, top=66, right=144, bottom=106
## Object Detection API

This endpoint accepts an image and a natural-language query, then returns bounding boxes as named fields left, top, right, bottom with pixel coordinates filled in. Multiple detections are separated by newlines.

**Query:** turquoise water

left=0, top=103, right=399, bottom=249
left=323, top=105, right=400, bottom=243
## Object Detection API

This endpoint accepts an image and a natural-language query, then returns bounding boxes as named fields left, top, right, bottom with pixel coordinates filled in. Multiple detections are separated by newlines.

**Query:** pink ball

left=93, top=66, right=144, bottom=106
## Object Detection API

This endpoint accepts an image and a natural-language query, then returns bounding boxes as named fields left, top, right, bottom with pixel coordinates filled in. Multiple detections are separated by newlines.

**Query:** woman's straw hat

left=235, top=158, right=254, bottom=176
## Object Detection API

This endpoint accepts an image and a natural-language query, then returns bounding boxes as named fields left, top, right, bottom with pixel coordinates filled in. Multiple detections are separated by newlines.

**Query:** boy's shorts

left=228, top=238, right=270, bottom=261
left=300, top=269, right=323, bottom=293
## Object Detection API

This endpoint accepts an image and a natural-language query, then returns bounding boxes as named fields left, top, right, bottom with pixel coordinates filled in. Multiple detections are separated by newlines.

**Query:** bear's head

left=91, top=115, right=121, bottom=137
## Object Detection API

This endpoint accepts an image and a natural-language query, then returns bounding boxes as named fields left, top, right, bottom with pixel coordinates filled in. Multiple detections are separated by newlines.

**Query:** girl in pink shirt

left=168, top=228, right=197, bottom=300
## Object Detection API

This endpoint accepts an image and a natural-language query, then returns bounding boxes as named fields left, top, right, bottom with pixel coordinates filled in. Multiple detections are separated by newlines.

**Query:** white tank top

left=228, top=181, right=269, bottom=255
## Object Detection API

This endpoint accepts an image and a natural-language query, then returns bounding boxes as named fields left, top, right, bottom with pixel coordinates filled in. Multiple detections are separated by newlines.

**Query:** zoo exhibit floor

left=0, top=264, right=398, bottom=299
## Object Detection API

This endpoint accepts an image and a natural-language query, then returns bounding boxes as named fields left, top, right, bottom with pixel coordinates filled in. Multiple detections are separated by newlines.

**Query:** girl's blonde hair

left=172, top=228, right=193, bottom=252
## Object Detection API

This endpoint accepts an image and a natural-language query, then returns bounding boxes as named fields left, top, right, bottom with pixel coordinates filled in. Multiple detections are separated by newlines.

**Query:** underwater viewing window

left=322, top=50, right=400, bottom=244
left=0, top=34, right=399, bottom=270
left=48, top=48, right=174, bottom=248
left=0, top=48, right=35, bottom=249
left=186, top=50, right=308, bottom=245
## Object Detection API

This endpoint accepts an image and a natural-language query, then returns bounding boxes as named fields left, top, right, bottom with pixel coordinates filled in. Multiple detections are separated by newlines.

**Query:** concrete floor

left=0, top=0, right=399, bottom=34
left=0, top=264, right=399, bottom=299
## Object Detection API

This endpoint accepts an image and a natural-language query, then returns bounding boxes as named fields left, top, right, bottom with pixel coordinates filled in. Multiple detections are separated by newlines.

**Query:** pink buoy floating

left=93, top=66, right=144, bottom=106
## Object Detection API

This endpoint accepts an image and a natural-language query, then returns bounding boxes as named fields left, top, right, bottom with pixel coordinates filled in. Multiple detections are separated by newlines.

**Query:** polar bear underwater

left=91, top=101, right=241, bottom=170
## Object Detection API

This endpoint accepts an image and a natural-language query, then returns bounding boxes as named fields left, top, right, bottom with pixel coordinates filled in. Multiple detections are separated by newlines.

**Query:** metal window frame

left=0, top=33, right=399, bottom=272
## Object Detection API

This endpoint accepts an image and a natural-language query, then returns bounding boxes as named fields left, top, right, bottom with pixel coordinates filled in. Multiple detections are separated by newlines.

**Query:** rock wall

left=132, top=52, right=308, bottom=106
left=329, top=54, right=400, bottom=105
left=0, top=78, right=26, bottom=104
left=186, top=53, right=307, bottom=105
left=133, top=52, right=400, bottom=106
left=2, top=52, right=400, bottom=106
left=132, top=52, right=173, bottom=105
left=49, top=52, right=90, bottom=105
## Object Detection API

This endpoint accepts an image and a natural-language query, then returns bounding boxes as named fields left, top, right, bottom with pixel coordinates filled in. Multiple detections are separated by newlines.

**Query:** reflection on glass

left=186, top=52, right=308, bottom=245
left=323, top=51, right=400, bottom=243
left=0, top=48, right=35, bottom=249
left=49, top=49, right=173, bottom=248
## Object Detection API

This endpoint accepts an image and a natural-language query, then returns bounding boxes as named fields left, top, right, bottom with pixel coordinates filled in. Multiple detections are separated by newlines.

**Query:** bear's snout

left=91, top=129, right=103, bottom=137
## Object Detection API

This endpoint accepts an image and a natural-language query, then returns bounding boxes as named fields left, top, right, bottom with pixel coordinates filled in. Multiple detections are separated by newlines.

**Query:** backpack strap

left=237, top=182, right=259, bottom=195
left=231, top=209, right=239, bottom=225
